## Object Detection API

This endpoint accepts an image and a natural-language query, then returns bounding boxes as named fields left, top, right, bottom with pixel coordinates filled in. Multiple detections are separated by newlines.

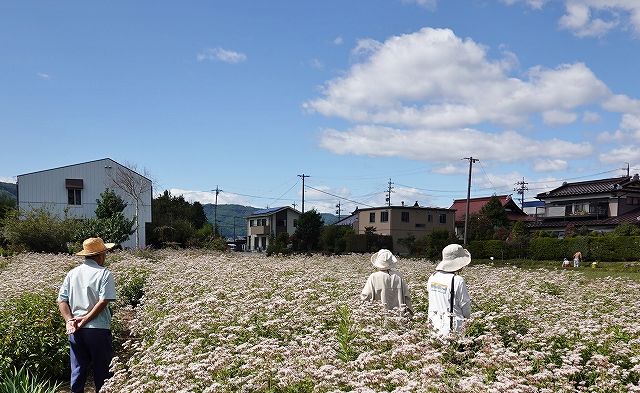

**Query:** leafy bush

left=267, top=233, right=291, bottom=256
left=2, top=208, right=79, bottom=253
left=117, top=268, right=149, bottom=308
left=0, top=366, right=62, bottom=393
left=0, top=292, right=68, bottom=381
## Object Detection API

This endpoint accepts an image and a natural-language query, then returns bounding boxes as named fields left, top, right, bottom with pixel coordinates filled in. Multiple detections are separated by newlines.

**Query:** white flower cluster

left=2, top=251, right=640, bottom=392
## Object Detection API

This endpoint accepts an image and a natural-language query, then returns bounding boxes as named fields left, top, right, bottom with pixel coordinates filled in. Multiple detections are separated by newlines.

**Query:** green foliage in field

left=0, top=292, right=68, bottom=381
left=1, top=207, right=79, bottom=253
left=0, top=366, right=62, bottom=393
left=335, top=305, right=359, bottom=362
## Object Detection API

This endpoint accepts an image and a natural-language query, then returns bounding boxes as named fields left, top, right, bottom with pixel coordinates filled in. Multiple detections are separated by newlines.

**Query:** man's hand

left=66, top=319, right=78, bottom=335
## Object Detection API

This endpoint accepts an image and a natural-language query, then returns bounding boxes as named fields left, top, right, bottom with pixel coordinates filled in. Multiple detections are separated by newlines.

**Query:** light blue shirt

left=57, top=258, right=117, bottom=330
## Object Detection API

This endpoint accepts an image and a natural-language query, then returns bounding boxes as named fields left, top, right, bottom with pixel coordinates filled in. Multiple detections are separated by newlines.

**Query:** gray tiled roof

left=537, top=176, right=631, bottom=198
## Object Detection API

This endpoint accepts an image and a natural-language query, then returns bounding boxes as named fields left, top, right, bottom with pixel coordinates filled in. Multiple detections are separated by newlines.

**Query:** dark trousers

left=69, top=328, right=113, bottom=393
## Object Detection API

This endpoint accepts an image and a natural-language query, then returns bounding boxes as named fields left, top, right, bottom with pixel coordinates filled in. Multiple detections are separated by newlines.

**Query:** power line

left=304, top=184, right=376, bottom=208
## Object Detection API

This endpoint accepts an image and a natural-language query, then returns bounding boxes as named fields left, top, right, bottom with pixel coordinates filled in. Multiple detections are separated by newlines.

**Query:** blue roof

left=522, top=201, right=544, bottom=208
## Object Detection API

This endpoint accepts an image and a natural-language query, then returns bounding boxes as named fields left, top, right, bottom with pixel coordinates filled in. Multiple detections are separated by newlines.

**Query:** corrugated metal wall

left=17, top=158, right=152, bottom=249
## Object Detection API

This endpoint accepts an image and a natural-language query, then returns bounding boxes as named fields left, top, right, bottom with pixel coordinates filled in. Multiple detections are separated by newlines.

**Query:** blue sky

left=2, top=0, right=640, bottom=214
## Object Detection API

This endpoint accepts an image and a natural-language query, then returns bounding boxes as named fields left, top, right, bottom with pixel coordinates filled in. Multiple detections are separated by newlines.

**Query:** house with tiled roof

left=530, top=174, right=640, bottom=235
left=449, top=195, right=530, bottom=238
left=246, top=206, right=301, bottom=251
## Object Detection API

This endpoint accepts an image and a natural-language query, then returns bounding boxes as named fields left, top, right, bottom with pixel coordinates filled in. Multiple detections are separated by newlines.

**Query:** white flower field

left=2, top=250, right=640, bottom=392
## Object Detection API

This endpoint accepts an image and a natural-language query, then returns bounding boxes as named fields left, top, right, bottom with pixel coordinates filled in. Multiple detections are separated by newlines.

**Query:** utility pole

left=462, top=157, right=479, bottom=246
left=624, top=162, right=630, bottom=177
left=385, top=178, right=394, bottom=207
left=212, top=185, right=222, bottom=236
left=514, top=177, right=529, bottom=209
left=298, top=174, right=310, bottom=213
left=233, top=216, right=237, bottom=240
left=335, top=201, right=341, bottom=221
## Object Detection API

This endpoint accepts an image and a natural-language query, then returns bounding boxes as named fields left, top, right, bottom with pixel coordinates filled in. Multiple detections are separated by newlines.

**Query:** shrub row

left=468, top=236, right=640, bottom=261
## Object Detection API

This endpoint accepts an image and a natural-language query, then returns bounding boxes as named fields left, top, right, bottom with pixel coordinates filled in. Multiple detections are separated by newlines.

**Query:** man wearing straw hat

left=427, top=244, right=472, bottom=336
left=57, top=237, right=117, bottom=393
left=361, top=249, right=413, bottom=315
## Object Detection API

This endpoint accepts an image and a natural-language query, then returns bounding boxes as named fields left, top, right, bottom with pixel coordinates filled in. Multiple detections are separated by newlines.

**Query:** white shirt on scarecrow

left=361, top=249, right=413, bottom=315
left=427, top=244, right=472, bottom=336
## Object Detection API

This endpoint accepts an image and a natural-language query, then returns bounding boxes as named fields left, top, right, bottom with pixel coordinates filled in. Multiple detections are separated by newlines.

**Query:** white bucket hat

left=435, top=244, right=471, bottom=272
left=370, top=249, right=397, bottom=270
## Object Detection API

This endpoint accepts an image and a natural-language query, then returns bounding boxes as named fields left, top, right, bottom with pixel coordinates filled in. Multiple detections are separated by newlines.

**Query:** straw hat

left=435, top=244, right=471, bottom=272
left=76, top=237, right=115, bottom=256
left=370, top=249, right=397, bottom=270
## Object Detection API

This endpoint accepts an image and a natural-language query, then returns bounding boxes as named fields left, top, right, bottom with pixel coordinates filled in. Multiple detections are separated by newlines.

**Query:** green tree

left=95, top=189, right=128, bottom=219
left=320, top=225, right=354, bottom=254
left=2, top=207, right=79, bottom=253
left=467, top=213, right=494, bottom=241
left=0, top=193, right=16, bottom=221
left=76, top=189, right=135, bottom=245
left=507, top=220, right=529, bottom=258
left=479, top=195, right=509, bottom=228
left=294, top=209, right=324, bottom=252
left=147, top=190, right=209, bottom=247
left=611, top=223, right=640, bottom=236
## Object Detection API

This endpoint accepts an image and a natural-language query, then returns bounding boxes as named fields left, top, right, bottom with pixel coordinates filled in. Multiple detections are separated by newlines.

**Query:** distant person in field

left=562, top=258, right=571, bottom=268
left=573, top=251, right=583, bottom=268
left=57, top=237, right=117, bottom=393
left=427, top=244, right=472, bottom=336
left=361, top=249, right=413, bottom=316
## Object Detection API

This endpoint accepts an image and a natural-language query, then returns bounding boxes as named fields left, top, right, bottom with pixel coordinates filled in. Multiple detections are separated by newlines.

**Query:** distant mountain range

left=0, top=182, right=17, bottom=200
left=202, top=203, right=340, bottom=239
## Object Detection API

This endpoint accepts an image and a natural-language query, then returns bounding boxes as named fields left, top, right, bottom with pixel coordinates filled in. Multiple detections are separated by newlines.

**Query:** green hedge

left=0, top=292, right=69, bottom=381
left=469, top=236, right=640, bottom=262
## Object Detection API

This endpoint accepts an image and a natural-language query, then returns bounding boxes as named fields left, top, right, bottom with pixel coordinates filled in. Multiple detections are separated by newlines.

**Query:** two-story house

left=530, top=174, right=640, bottom=235
left=449, top=194, right=531, bottom=238
left=246, top=206, right=301, bottom=251
left=354, top=203, right=456, bottom=253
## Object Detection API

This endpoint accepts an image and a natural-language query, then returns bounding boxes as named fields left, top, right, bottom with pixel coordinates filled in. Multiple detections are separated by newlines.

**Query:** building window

left=439, top=214, right=447, bottom=224
left=250, top=220, right=255, bottom=227
left=401, top=211, right=410, bottom=222
left=381, top=211, right=389, bottom=222
left=293, top=219, right=297, bottom=227
left=68, top=189, right=82, bottom=205
left=427, top=214, right=432, bottom=222
left=415, top=223, right=426, bottom=228
left=369, top=212, right=375, bottom=223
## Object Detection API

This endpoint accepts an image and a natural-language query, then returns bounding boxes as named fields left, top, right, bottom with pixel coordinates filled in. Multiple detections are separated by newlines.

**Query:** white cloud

left=305, top=28, right=610, bottom=130
left=0, top=176, right=16, bottom=183
left=350, top=38, right=383, bottom=60
left=583, top=111, right=601, bottom=123
left=506, top=0, right=640, bottom=38
left=401, top=0, right=437, bottom=10
left=559, top=2, right=618, bottom=37
left=432, top=164, right=466, bottom=175
left=500, top=0, right=547, bottom=10
left=542, top=110, right=578, bottom=125
left=597, top=129, right=627, bottom=142
left=168, top=188, right=252, bottom=206
left=599, top=145, right=640, bottom=163
left=533, top=159, right=569, bottom=172
left=333, top=36, right=344, bottom=45
left=603, top=94, right=640, bottom=114
left=319, top=125, right=592, bottom=162
left=310, top=58, right=324, bottom=70
left=197, top=48, right=247, bottom=64
left=36, top=72, right=50, bottom=80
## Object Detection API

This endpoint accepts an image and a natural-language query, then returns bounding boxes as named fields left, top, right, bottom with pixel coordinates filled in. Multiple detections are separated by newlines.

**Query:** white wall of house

left=17, top=158, right=152, bottom=249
